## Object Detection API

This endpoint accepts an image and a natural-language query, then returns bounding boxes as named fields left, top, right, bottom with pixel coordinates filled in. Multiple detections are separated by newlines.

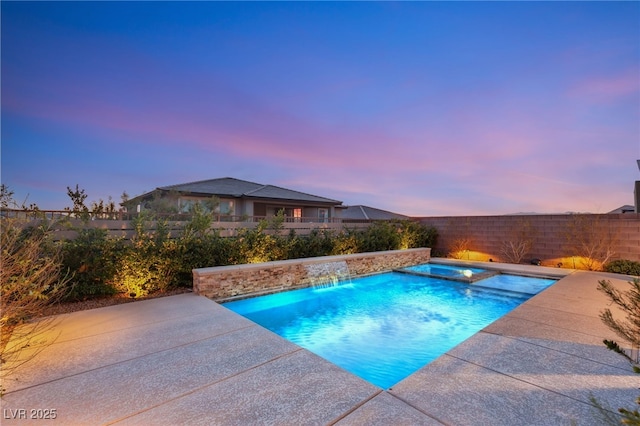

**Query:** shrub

left=171, top=232, right=237, bottom=286
left=604, top=260, right=640, bottom=277
left=395, top=220, right=438, bottom=249
left=562, top=214, right=618, bottom=271
left=235, top=212, right=291, bottom=263
left=288, top=229, right=335, bottom=259
left=54, top=216, right=438, bottom=300
left=500, top=219, right=537, bottom=264
left=61, top=228, right=121, bottom=300
left=331, top=220, right=437, bottom=255
left=332, top=228, right=362, bottom=255
left=1, top=218, right=70, bottom=388
left=112, top=214, right=175, bottom=298
left=449, top=238, right=472, bottom=260
left=596, top=279, right=640, bottom=424
left=359, top=221, right=401, bottom=252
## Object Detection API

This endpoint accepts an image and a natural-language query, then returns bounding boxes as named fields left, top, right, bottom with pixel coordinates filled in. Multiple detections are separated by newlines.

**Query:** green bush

left=112, top=215, right=176, bottom=298
left=395, top=220, right=438, bottom=249
left=354, top=220, right=438, bottom=253
left=61, top=228, right=121, bottom=300
left=171, top=233, right=237, bottom=286
left=236, top=223, right=288, bottom=263
left=57, top=217, right=438, bottom=301
left=604, top=260, right=640, bottom=276
left=288, top=229, right=335, bottom=259
left=332, top=228, right=362, bottom=255
left=359, top=221, right=401, bottom=252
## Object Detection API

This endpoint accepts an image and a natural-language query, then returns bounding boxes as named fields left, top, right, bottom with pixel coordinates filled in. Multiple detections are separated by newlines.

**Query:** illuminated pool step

left=394, top=267, right=499, bottom=283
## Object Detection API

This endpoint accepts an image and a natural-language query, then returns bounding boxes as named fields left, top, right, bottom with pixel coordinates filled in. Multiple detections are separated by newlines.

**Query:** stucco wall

left=418, top=213, right=640, bottom=266
left=193, top=248, right=431, bottom=299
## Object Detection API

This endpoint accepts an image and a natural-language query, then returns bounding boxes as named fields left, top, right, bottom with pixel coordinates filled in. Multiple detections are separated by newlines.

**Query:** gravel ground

left=39, top=287, right=193, bottom=317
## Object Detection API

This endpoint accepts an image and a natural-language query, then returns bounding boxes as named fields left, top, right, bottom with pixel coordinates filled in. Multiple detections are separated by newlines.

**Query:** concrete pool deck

left=1, top=261, right=638, bottom=425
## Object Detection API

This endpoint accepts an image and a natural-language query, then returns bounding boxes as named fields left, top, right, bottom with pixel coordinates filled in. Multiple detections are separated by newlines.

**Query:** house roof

left=341, top=205, right=410, bottom=220
left=156, top=177, right=342, bottom=205
left=608, top=205, right=636, bottom=214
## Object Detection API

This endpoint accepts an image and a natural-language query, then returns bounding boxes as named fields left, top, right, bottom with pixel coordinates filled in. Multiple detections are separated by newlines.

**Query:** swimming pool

left=223, top=271, right=556, bottom=389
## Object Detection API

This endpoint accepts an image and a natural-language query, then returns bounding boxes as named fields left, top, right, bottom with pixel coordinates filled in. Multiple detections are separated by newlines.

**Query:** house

left=608, top=205, right=636, bottom=214
left=341, top=205, right=410, bottom=221
left=124, top=177, right=343, bottom=222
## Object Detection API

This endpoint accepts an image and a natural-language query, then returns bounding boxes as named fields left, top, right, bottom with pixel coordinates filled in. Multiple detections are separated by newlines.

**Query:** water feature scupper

left=305, top=260, right=352, bottom=289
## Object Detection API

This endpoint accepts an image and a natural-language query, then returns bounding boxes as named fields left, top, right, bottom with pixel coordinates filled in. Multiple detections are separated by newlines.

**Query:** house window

left=293, top=208, right=302, bottom=222
left=318, top=208, right=328, bottom=223
left=179, top=199, right=195, bottom=213
left=218, top=200, right=234, bottom=215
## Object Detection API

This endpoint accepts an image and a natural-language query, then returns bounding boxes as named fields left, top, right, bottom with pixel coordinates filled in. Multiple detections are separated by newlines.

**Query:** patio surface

left=1, top=260, right=637, bottom=425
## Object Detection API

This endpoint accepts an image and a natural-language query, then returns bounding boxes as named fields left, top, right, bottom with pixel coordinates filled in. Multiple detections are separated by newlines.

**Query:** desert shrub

left=596, top=279, right=640, bottom=424
left=604, top=260, right=640, bottom=277
left=61, top=228, right=121, bottom=300
left=448, top=237, right=473, bottom=260
left=500, top=219, right=537, bottom=264
left=444, top=218, right=474, bottom=259
left=1, top=218, right=70, bottom=386
left=562, top=214, right=618, bottom=271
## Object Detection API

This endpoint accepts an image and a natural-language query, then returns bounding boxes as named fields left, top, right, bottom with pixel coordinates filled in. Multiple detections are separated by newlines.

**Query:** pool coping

left=1, top=259, right=637, bottom=425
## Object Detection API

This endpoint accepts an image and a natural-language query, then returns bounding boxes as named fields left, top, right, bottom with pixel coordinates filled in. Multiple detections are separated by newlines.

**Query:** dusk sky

left=2, top=1, right=639, bottom=216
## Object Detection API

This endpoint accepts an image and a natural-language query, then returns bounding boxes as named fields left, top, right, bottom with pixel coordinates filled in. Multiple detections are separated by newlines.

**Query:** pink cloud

left=568, top=68, right=639, bottom=104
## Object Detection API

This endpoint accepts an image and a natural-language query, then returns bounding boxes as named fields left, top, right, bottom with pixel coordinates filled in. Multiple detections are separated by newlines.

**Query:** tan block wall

left=193, top=248, right=431, bottom=299
left=418, top=213, right=640, bottom=266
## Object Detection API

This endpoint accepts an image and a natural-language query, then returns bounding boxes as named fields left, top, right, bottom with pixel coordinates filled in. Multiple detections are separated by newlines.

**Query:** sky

left=2, top=1, right=639, bottom=216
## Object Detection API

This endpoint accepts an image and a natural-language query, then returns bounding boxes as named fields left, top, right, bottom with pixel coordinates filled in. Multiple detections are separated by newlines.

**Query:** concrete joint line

left=46, top=311, right=219, bottom=346
left=384, top=391, right=451, bottom=425
left=326, top=389, right=383, bottom=425
left=104, top=348, right=304, bottom=425
left=444, top=353, right=622, bottom=415
left=482, top=330, right=633, bottom=373
left=2, top=324, right=256, bottom=397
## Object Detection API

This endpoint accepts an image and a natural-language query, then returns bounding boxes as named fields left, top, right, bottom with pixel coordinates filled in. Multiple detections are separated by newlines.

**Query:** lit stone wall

left=193, top=248, right=431, bottom=299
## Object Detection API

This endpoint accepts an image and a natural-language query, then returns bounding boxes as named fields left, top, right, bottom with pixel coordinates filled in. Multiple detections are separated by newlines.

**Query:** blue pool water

left=224, top=271, right=556, bottom=389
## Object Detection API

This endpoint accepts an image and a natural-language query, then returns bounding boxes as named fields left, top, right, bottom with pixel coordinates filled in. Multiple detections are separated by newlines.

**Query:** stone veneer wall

left=193, top=248, right=431, bottom=299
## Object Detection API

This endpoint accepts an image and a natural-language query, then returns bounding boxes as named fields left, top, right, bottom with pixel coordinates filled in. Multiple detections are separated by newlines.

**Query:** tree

left=65, top=184, right=90, bottom=221
left=0, top=184, right=15, bottom=209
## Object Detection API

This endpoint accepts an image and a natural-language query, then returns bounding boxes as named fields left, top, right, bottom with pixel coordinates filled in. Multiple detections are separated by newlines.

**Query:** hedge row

left=60, top=213, right=438, bottom=300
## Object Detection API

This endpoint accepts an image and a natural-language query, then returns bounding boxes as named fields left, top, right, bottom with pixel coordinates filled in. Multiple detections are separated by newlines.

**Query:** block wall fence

left=417, top=213, right=640, bottom=265
left=45, top=219, right=371, bottom=240
left=193, top=248, right=431, bottom=299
